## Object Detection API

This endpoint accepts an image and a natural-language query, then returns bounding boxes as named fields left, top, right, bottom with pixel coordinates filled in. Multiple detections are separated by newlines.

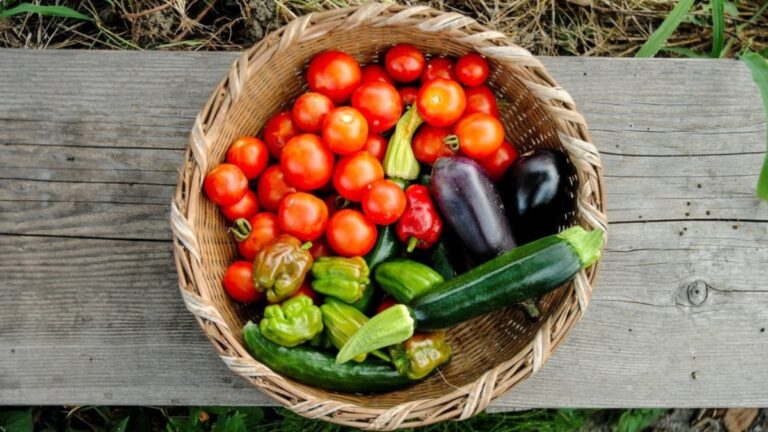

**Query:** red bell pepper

left=396, top=185, right=443, bottom=252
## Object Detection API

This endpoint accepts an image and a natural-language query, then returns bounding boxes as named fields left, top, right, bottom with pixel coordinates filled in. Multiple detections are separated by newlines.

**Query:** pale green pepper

left=259, top=295, right=323, bottom=347
left=311, top=256, right=370, bottom=303
left=389, top=331, right=452, bottom=380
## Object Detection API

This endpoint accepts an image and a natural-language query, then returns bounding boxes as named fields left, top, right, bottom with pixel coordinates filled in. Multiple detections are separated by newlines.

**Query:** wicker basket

left=170, top=3, right=607, bottom=429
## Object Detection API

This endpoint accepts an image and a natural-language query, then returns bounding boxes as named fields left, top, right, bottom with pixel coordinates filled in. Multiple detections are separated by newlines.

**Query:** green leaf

left=741, top=52, right=768, bottom=201
left=238, top=408, right=265, bottom=429
left=661, top=47, right=710, bottom=58
left=0, top=409, right=33, bottom=432
left=166, top=417, right=204, bottom=432
left=723, top=0, right=739, bottom=16
left=760, top=48, right=768, bottom=59
left=0, top=3, right=92, bottom=20
left=710, top=0, right=725, bottom=57
left=636, top=0, right=695, bottom=57
left=615, top=409, right=666, bottom=432
left=211, top=412, right=246, bottom=432
left=110, top=417, right=129, bottom=432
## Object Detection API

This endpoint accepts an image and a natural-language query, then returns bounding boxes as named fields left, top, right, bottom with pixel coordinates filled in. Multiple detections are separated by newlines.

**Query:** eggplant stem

left=228, top=218, right=252, bottom=242
left=406, top=237, right=419, bottom=253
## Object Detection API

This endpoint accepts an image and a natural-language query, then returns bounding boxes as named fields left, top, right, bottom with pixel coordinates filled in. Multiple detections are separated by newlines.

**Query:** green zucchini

left=411, top=227, right=603, bottom=330
left=429, top=238, right=460, bottom=280
left=243, top=322, right=416, bottom=393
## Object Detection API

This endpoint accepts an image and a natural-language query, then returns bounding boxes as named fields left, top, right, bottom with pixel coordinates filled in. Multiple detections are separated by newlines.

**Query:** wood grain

left=0, top=50, right=766, bottom=407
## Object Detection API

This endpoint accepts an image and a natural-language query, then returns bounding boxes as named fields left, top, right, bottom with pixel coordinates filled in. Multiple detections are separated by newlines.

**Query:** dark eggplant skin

left=501, top=149, right=575, bottom=244
left=430, top=157, right=516, bottom=260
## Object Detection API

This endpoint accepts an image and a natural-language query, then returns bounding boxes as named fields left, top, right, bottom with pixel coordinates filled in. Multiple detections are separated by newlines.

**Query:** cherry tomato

left=280, top=134, right=334, bottom=191
left=412, top=125, right=457, bottom=165
left=204, top=163, right=248, bottom=206
left=263, top=111, right=299, bottom=159
left=332, top=151, right=384, bottom=202
left=322, top=106, right=369, bottom=155
left=417, top=78, right=466, bottom=127
left=326, top=209, right=377, bottom=257
left=477, top=140, right=518, bottom=182
left=360, top=64, right=394, bottom=85
left=292, top=92, right=335, bottom=133
left=223, top=261, right=261, bottom=303
left=421, top=57, right=456, bottom=83
left=384, top=44, right=425, bottom=83
left=456, top=53, right=490, bottom=87
left=306, top=50, right=362, bottom=104
left=454, top=113, right=504, bottom=159
left=364, top=133, right=388, bottom=160
left=291, top=280, right=320, bottom=304
left=309, top=237, right=331, bottom=259
left=278, top=192, right=329, bottom=241
left=351, top=81, right=402, bottom=133
left=464, top=85, right=500, bottom=118
left=226, top=137, right=269, bottom=179
left=398, top=86, right=418, bottom=106
left=362, top=179, right=407, bottom=225
left=237, top=212, right=281, bottom=261
left=376, top=297, right=398, bottom=314
left=256, top=165, right=296, bottom=212
left=220, top=189, right=259, bottom=222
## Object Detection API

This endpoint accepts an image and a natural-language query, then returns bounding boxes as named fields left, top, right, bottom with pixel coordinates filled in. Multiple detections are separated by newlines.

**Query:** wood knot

left=683, top=280, right=709, bottom=307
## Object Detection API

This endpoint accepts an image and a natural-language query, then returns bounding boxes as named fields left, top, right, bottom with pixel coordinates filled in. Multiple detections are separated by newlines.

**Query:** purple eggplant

left=430, top=157, right=516, bottom=260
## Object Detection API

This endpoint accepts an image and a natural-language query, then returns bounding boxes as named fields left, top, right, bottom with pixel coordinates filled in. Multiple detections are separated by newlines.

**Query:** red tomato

left=204, top=163, right=248, bottom=206
left=306, top=50, right=362, bottom=104
left=351, top=81, right=402, bottom=133
left=223, top=261, right=261, bottom=303
left=416, top=78, right=466, bottom=127
left=332, top=151, right=384, bottom=202
left=398, top=86, right=418, bottom=106
left=362, top=179, right=407, bottom=225
left=280, top=134, right=335, bottom=191
left=226, top=137, right=269, bottom=179
left=478, top=140, right=518, bottom=182
left=421, top=57, right=456, bottom=83
left=412, top=125, right=457, bottom=165
left=256, top=165, right=296, bottom=212
left=454, top=113, right=504, bottom=159
left=278, top=192, right=329, bottom=241
left=291, top=280, right=320, bottom=304
left=309, top=237, right=331, bottom=259
left=464, top=85, right=500, bottom=117
left=292, top=92, right=335, bottom=133
left=326, top=209, right=377, bottom=257
left=220, top=189, right=259, bottom=222
left=360, top=64, right=394, bottom=85
left=376, top=297, right=398, bottom=314
left=322, top=106, right=369, bottom=155
left=456, top=53, right=490, bottom=87
left=263, top=111, right=299, bottom=159
left=237, top=212, right=281, bottom=261
left=384, top=44, right=425, bottom=83
left=364, top=133, right=388, bottom=160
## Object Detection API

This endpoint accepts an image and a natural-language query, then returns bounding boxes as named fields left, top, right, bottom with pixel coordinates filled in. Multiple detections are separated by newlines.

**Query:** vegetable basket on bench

left=170, top=3, right=607, bottom=429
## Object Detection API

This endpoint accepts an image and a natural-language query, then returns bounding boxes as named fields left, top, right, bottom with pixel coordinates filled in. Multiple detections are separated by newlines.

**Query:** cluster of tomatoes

left=204, top=44, right=518, bottom=303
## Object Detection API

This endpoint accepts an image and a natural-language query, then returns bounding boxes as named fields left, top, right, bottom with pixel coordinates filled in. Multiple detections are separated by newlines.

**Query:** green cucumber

left=411, top=227, right=603, bottom=330
left=243, top=322, right=416, bottom=393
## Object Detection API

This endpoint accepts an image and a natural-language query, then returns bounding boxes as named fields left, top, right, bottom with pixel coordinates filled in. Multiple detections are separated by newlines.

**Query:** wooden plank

left=0, top=50, right=767, bottom=407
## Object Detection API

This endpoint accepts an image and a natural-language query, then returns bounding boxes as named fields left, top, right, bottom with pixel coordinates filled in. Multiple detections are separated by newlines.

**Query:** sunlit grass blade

left=741, top=52, right=768, bottom=201
left=662, top=47, right=709, bottom=58
left=710, top=0, right=724, bottom=57
left=0, top=3, right=92, bottom=20
left=636, top=0, right=694, bottom=58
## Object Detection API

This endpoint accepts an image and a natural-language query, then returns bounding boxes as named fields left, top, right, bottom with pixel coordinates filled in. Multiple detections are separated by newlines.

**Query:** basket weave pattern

left=171, top=3, right=607, bottom=430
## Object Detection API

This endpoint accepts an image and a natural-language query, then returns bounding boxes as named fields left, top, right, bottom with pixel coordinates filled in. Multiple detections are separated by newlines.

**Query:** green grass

left=0, top=1, right=92, bottom=20
left=0, top=407, right=672, bottom=432
left=635, top=0, right=695, bottom=57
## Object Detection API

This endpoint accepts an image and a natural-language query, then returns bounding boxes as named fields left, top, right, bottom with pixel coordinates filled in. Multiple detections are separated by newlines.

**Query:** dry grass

left=0, top=0, right=766, bottom=55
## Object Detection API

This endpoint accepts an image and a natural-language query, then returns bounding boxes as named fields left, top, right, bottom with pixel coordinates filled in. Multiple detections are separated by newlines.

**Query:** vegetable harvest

left=203, top=44, right=603, bottom=393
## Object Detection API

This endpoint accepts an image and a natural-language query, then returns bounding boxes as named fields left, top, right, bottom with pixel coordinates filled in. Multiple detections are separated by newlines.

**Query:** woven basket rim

left=170, top=3, right=608, bottom=430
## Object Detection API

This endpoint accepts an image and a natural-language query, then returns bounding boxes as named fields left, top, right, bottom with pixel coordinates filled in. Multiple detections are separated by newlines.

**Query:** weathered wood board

left=0, top=50, right=766, bottom=408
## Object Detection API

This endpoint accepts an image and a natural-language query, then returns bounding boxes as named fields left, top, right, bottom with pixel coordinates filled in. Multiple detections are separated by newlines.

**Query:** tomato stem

left=301, top=241, right=313, bottom=251
left=334, top=195, right=350, bottom=210
left=228, top=218, right=252, bottom=241
left=443, top=135, right=460, bottom=151
left=406, top=236, right=419, bottom=253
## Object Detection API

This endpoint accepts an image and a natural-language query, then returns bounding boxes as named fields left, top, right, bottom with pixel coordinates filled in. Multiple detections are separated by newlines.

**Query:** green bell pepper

left=259, top=295, right=323, bottom=347
left=390, top=331, right=452, bottom=380
left=374, top=258, right=443, bottom=303
left=320, top=298, right=389, bottom=363
left=311, top=256, right=370, bottom=303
